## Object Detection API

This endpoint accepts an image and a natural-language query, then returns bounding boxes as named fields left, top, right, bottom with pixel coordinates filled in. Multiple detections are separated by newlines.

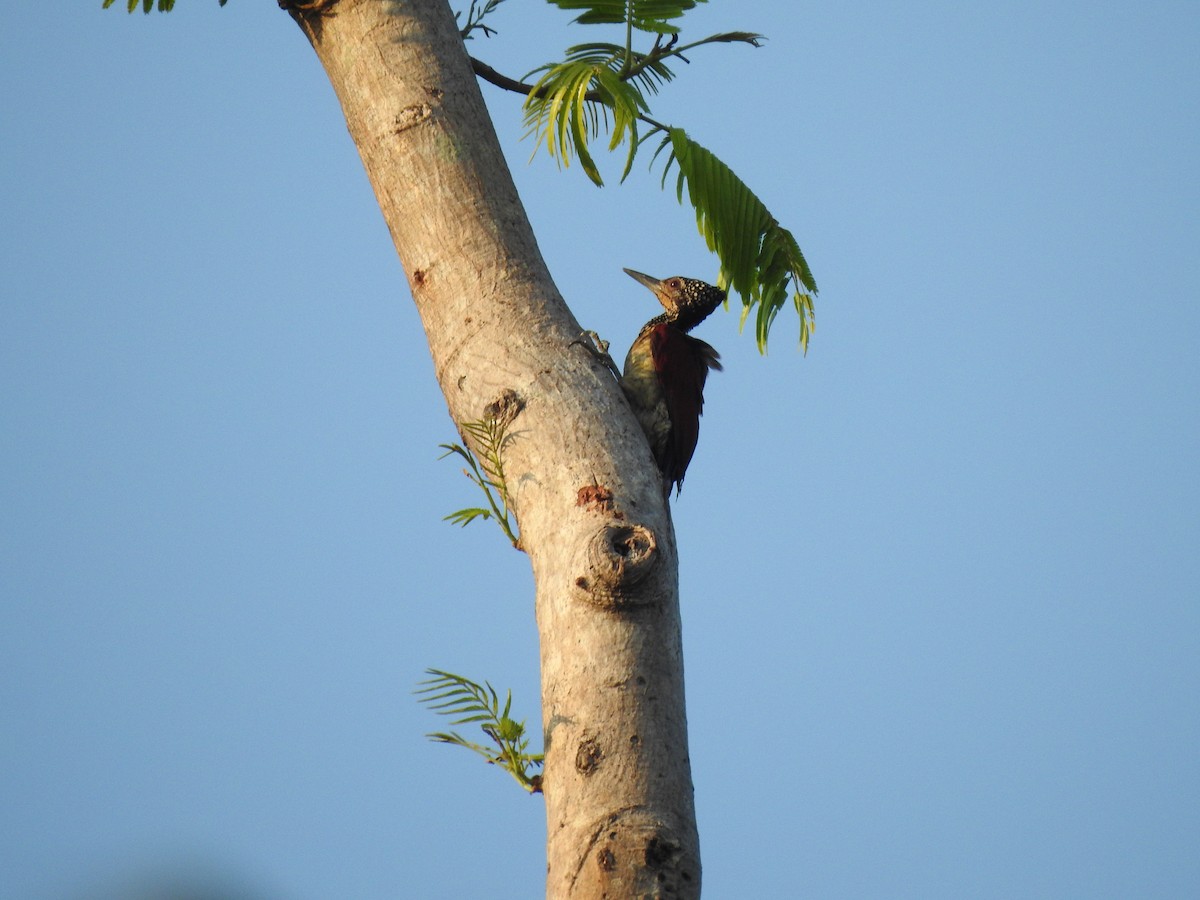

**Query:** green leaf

left=660, top=128, right=819, bottom=352
left=522, top=48, right=648, bottom=186
left=522, top=59, right=609, bottom=185
left=545, top=0, right=706, bottom=34
left=444, top=508, right=493, bottom=527
left=439, top=420, right=519, bottom=545
left=437, top=442, right=472, bottom=463
left=416, top=669, right=543, bottom=792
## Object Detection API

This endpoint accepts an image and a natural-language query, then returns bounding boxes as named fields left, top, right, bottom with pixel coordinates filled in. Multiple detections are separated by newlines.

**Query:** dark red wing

left=648, top=324, right=723, bottom=493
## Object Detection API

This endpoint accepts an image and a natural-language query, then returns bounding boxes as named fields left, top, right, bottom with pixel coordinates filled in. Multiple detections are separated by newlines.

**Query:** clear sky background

left=3, top=2, right=1198, bottom=898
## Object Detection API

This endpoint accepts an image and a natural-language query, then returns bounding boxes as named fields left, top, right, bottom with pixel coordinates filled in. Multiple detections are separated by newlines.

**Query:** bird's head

left=623, top=268, right=726, bottom=331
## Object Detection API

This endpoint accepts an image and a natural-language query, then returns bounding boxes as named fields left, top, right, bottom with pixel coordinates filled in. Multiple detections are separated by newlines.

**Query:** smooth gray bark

left=287, top=1, right=700, bottom=896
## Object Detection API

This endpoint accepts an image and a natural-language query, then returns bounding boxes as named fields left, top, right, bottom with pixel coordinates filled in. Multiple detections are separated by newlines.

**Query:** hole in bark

left=645, top=835, right=678, bottom=868
left=484, top=388, right=523, bottom=426
left=609, top=524, right=651, bottom=558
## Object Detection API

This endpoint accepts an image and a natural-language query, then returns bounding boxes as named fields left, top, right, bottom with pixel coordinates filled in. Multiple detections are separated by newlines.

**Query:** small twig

left=459, top=0, right=505, bottom=40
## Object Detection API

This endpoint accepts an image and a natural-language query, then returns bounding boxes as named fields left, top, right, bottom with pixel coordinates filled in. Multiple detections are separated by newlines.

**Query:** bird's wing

left=649, top=326, right=722, bottom=493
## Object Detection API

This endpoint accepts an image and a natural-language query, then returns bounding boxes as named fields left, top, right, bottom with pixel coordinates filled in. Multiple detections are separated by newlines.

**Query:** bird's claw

left=571, top=329, right=609, bottom=354
left=571, top=330, right=621, bottom=379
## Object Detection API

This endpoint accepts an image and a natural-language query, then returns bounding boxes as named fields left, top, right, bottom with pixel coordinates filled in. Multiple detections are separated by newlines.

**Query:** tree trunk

left=286, top=1, right=700, bottom=896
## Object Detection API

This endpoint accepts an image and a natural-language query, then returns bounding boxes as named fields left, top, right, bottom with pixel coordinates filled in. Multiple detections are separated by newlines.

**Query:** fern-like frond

left=522, top=55, right=646, bottom=186
left=416, top=669, right=544, bottom=792
left=522, top=60, right=598, bottom=183
left=439, top=414, right=520, bottom=545
left=416, top=669, right=503, bottom=724
left=658, top=128, right=819, bottom=352
left=560, top=41, right=625, bottom=63
left=557, top=43, right=674, bottom=95
left=546, top=0, right=704, bottom=34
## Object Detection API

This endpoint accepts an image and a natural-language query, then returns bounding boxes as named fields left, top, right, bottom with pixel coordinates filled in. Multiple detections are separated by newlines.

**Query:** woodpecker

left=620, top=267, right=725, bottom=497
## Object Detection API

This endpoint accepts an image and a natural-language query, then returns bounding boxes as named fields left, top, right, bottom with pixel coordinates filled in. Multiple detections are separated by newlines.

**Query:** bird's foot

left=571, top=329, right=621, bottom=380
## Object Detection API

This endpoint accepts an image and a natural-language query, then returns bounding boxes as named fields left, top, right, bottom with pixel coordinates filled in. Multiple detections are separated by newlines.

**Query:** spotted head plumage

left=622, top=268, right=726, bottom=333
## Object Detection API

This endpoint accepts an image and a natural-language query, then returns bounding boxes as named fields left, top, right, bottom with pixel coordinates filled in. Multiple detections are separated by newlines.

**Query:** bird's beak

left=623, top=268, right=663, bottom=294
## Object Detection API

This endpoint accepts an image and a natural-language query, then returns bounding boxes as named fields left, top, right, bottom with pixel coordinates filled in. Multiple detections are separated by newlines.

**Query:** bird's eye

left=668, top=279, right=681, bottom=288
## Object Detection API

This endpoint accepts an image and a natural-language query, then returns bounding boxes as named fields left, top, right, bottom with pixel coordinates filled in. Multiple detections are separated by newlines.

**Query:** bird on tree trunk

left=619, top=267, right=726, bottom=498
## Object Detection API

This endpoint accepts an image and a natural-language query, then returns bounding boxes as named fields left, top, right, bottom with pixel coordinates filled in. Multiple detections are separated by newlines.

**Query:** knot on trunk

left=573, top=523, right=659, bottom=607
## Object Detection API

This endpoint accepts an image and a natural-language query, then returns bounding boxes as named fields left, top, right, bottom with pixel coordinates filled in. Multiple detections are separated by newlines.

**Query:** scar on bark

left=393, top=102, right=433, bottom=134
left=576, top=483, right=622, bottom=518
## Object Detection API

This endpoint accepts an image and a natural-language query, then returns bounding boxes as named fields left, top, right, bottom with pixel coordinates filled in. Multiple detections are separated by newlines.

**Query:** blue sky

left=2, top=2, right=1198, bottom=898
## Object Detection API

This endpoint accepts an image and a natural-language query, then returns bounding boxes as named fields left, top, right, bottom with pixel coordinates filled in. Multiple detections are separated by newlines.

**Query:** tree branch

left=469, top=55, right=554, bottom=98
